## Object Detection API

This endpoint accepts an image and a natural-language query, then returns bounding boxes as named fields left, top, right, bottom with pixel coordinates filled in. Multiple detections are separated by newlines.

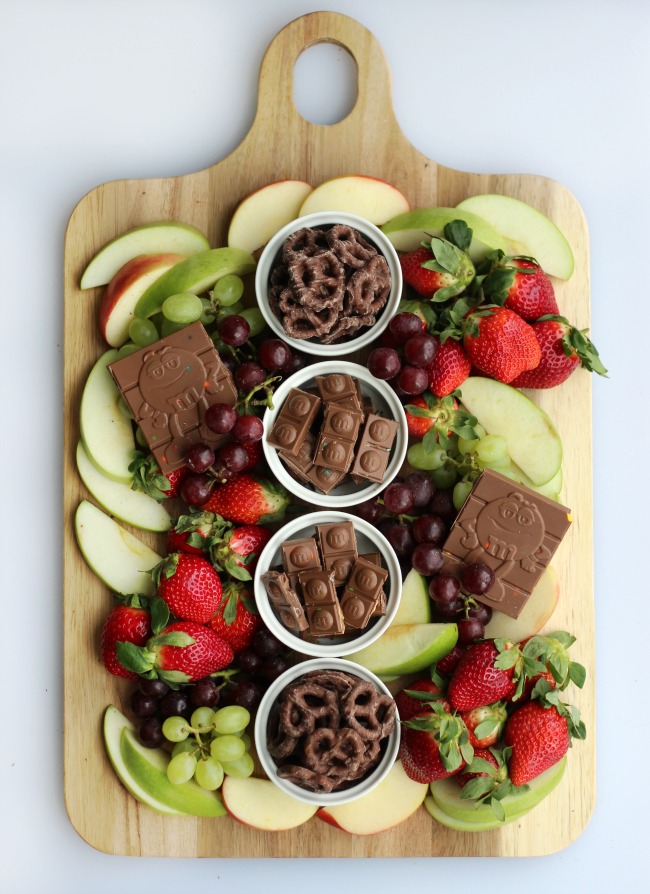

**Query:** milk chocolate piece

left=313, top=435, right=355, bottom=473
left=360, top=552, right=387, bottom=617
left=313, top=404, right=362, bottom=474
left=443, top=469, right=572, bottom=619
left=261, top=570, right=308, bottom=633
left=350, top=413, right=399, bottom=483
left=298, top=569, right=345, bottom=637
left=108, top=322, right=237, bottom=474
left=282, top=538, right=322, bottom=577
left=320, top=403, right=363, bottom=443
left=304, top=463, right=347, bottom=494
left=278, top=433, right=317, bottom=485
left=339, top=557, right=389, bottom=630
left=267, top=388, right=321, bottom=456
left=315, top=373, right=357, bottom=404
left=317, top=521, right=358, bottom=587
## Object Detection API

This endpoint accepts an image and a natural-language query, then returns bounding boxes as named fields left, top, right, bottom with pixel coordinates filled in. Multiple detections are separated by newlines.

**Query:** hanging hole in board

left=293, top=42, right=358, bottom=125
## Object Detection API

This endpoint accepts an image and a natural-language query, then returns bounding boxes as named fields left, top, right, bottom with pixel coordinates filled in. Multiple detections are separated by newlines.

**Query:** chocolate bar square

left=260, top=570, right=308, bottom=633
left=350, top=413, right=400, bottom=483
left=339, top=556, right=389, bottom=630
left=315, top=373, right=358, bottom=404
left=266, top=388, right=321, bottom=456
left=317, top=521, right=358, bottom=587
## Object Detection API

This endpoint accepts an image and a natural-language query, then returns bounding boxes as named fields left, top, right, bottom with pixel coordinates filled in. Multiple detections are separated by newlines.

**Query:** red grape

left=384, top=523, right=415, bottom=557
left=429, top=490, right=457, bottom=523
left=259, top=338, right=292, bottom=371
left=367, top=347, right=401, bottom=380
left=404, top=471, right=435, bottom=507
left=185, top=443, right=215, bottom=473
left=138, top=717, right=164, bottom=748
left=383, top=482, right=415, bottom=515
left=180, top=473, right=212, bottom=506
left=388, top=312, right=424, bottom=343
left=457, top=617, right=485, bottom=644
left=205, top=403, right=237, bottom=434
left=461, top=562, right=496, bottom=596
left=411, top=543, right=444, bottom=575
left=218, top=315, right=250, bottom=347
left=232, top=414, right=264, bottom=444
left=403, top=334, right=437, bottom=368
left=216, top=442, right=249, bottom=473
left=412, top=514, right=446, bottom=544
left=234, top=362, right=266, bottom=392
left=429, top=574, right=460, bottom=605
left=468, top=602, right=493, bottom=625
left=397, top=364, right=428, bottom=394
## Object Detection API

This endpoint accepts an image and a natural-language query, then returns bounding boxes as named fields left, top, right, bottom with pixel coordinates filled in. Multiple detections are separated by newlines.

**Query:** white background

left=1, top=0, right=649, bottom=890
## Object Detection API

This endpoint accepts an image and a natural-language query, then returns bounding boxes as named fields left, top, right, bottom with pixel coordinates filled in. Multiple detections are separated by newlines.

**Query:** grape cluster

left=221, top=627, right=290, bottom=712
left=367, top=312, right=437, bottom=395
left=428, top=561, right=495, bottom=643
left=129, top=676, right=222, bottom=748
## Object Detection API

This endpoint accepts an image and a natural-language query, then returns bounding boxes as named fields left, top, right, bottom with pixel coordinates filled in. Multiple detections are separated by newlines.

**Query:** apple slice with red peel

left=80, top=220, right=210, bottom=289
left=298, top=174, right=410, bottom=224
left=100, top=253, right=185, bottom=347
left=317, top=760, right=427, bottom=834
left=484, top=565, right=559, bottom=642
left=228, top=180, right=313, bottom=253
left=221, top=776, right=318, bottom=830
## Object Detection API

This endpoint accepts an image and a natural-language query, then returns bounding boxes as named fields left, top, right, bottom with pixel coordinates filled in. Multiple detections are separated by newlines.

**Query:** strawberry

left=427, top=336, right=471, bottom=397
left=404, top=392, right=477, bottom=451
left=503, top=698, right=585, bottom=785
left=455, top=747, right=500, bottom=788
left=463, top=307, right=541, bottom=384
left=435, top=644, right=467, bottom=676
left=154, top=553, right=223, bottom=624
left=166, top=525, right=210, bottom=556
left=101, top=596, right=151, bottom=680
left=400, top=703, right=473, bottom=783
left=460, top=701, right=507, bottom=748
left=404, top=394, right=434, bottom=438
left=208, top=581, right=261, bottom=652
left=448, top=641, right=519, bottom=711
left=510, top=316, right=607, bottom=389
left=501, top=258, right=559, bottom=320
left=453, top=748, right=520, bottom=820
left=202, top=474, right=289, bottom=525
left=240, top=440, right=263, bottom=471
left=129, top=451, right=188, bottom=501
left=400, top=237, right=474, bottom=301
left=395, top=678, right=449, bottom=722
left=211, top=524, right=272, bottom=580
left=117, top=620, right=234, bottom=684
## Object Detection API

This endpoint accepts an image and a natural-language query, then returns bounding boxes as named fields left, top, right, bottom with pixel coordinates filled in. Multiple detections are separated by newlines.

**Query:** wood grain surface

left=62, top=10, right=595, bottom=857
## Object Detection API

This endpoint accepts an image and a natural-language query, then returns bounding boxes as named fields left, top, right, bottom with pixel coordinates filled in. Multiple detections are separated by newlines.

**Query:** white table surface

left=2, top=0, right=648, bottom=890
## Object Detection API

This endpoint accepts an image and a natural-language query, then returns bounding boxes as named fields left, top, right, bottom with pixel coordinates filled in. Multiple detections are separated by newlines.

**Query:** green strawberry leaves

left=129, top=451, right=173, bottom=502
left=459, top=747, right=526, bottom=820
left=404, top=702, right=474, bottom=772
left=420, top=235, right=476, bottom=302
left=405, top=392, right=478, bottom=451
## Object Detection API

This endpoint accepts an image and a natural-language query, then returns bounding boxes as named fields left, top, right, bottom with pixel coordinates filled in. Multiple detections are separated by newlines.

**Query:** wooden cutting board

left=62, top=10, right=595, bottom=857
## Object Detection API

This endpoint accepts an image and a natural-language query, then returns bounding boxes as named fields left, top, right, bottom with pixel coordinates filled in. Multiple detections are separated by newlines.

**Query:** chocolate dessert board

left=63, top=10, right=595, bottom=857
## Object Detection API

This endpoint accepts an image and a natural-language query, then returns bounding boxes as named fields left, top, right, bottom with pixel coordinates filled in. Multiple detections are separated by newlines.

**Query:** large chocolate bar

left=339, top=557, right=389, bottom=630
left=266, top=388, right=321, bottom=456
left=316, top=521, right=358, bottom=587
left=443, top=469, right=572, bottom=619
left=350, top=414, right=399, bottom=483
left=108, top=322, right=237, bottom=474
left=261, top=570, right=308, bottom=633
left=298, top=569, right=345, bottom=637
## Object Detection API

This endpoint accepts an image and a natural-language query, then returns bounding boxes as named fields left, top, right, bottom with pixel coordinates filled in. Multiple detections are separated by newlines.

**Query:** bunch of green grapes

left=162, top=705, right=254, bottom=791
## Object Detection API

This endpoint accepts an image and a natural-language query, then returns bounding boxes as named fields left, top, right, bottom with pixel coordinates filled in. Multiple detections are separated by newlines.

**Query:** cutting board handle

left=248, top=11, right=396, bottom=140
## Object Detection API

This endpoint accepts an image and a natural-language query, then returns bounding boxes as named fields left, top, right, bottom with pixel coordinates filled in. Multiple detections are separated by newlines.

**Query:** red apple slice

left=221, top=776, right=318, bottom=830
left=99, top=253, right=185, bottom=346
left=298, top=174, right=410, bottom=224
left=484, top=565, right=560, bottom=642
left=316, top=761, right=427, bottom=834
left=227, top=180, right=313, bottom=253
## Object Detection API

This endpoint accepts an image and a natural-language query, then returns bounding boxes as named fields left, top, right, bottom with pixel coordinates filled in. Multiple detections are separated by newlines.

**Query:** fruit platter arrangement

left=63, top=12, right=598, bottom=858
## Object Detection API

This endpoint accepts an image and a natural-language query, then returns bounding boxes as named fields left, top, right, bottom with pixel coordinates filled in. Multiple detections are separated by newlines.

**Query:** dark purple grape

left=159, top=690, right=190, bottom=719
left=219, top=315, right=250, bottom=347
left=237, top=649, right=263, bottom=675
left=251, top=628, right=283, bottom=658
left=138, top=678, right=170, bottom=699
left=138, top=717, right=164, bottom=748
left=180, top=473, right=212, bottom=506
left=279, top=350, right=307, bottom=376
left=186, top=443, right=215, bottom=473
left=433, top=596, right=465, bottom=619
left=355, top=497, right=383, bottom=524
left=468, top=602, right=493, bottom=625
left=205, top=403, right=237, bottom=434
left=411, top=543, right=444, bottom=576
left=457, top=617, right=485, bottom=645
left=211, top=464, right=238, bottom=484
left=461, top=562, right=496, bottom=596
left=383, top=482, right=415, bottom=515
left=429, top=574, right=460, bottom=605
left=230, top=680, right=262, bottom=710
left=216, top=442, right=249, bottom=473
left=234, top=361, right=266, bottom=392
left=429, top=489, right=457, bottom=523
left=404, top=471, right=435, bottom=508
left=190, top=677, right=220, bottom=709
left=367, top=347, right=401, bottom=380
left=260, top=655, right=289, bottom=682
left=397, top=364, right=428, bottom=395
left=232, top=414, right=264, bottom=444
left=384, top=523, right=415, bottom=557
left=403, top=334, right=437, bottom=368
left=412, top=514, right=446, bottom=545
left=130, top=689, right=158, bottom=719
left=388, top=312, right=423, bottom=343
left=259, top=338, right=292, bottom=371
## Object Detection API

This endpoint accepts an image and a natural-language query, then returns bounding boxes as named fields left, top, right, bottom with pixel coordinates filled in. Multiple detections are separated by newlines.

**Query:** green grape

left=431, top=463, right=458, bottom=489
left=213, top=705, right=251, bottom=735
left=162, top=716, right=190, bottom=743
left=162, top=292, right=203, bottom=324
left=172, top=739, right=199, bottom=758
left=475, top=434, right=509, bottom=467
left=453, top=479, right=474, bottom=511
left=117, top=396, right=133, bottom=420
left=457, top=435, right=479, bottom=456
left=194, top=756, right=225, bottom=791
left=219, top=301, right=244, bottom=319
left=239, top=732, right=252, bottom=751
left=190, top=707, right=215, bottom=732
left=221, top=752, right=254, bottom=779
left=135, top=426, right=148, bottom=448
left=117, top=342, right=140, bottom=358
left=407, top=442, right=448, bottom=471
left=160, top=317, right=186, bottom=337
left=240, top=307, right=265, bottom=337
left=210, top=734, right=246, bottom=763
left=167, top=751, right=197, bottom=785
left=128, top=316, right=159, bottom=347
left=213, top=274, right=244, bottom=307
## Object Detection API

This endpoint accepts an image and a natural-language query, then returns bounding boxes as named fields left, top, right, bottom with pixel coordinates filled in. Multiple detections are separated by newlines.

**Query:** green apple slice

left=80, top=349, right=135, bottom=484
left=75, top=500, right=161, bottom=595
left=347, top=623, right=458, bottom=678
left=134, top=248, right=256, bottom=319
left=458, top=377, right=562, bottom=486
left=381, top=207, right=508, bottom=260
left=392, top=569, right=431, bottom=625
left=80, top=221, right=210, bottom=289
left=76, top=441, right=170, bottom=533
left=513, top=462, right=563, bottom=501
left=430, top=756, right=566, bottom=825
left=104, top=705, right=182, bottom=815
left=455, top=194, right=575, bottom=280
left=424, top=795, right=533, bottom=831
left=484, top=565, right=559, bottom=641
